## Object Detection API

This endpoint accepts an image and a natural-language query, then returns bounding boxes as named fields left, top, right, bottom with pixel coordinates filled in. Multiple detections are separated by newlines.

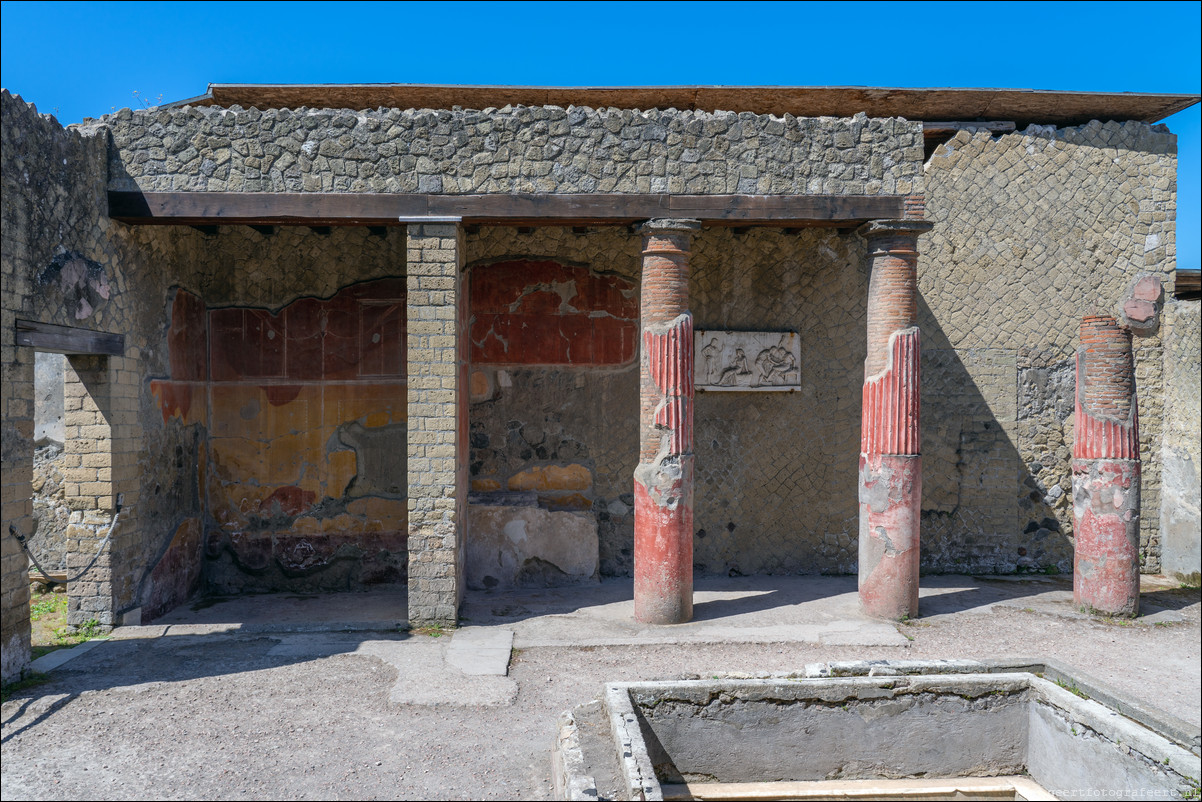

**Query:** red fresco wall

left=469, top=259, right=638, bottom=366
left=152, top=279, right=409, bottom=595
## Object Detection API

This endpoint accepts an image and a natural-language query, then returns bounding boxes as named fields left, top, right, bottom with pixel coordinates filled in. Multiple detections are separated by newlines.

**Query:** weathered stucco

left=1160, top=299, right=1201, bottom=581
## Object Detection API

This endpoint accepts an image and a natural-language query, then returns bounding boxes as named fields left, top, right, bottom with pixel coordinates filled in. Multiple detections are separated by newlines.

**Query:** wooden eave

left=178, top=84, right=1201, bottom=128
left=107, top=191, right=906, bottom=227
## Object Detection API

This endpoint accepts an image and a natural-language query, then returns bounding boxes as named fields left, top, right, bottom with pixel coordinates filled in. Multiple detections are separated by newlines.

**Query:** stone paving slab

left=28, top=639, right=107, bottom=673
left=446, top=627, right=515, bottom=676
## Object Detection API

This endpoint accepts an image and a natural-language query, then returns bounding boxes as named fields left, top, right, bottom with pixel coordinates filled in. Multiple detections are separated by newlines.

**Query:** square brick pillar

left=63, top=355, right=117, bottom=628
left=406, top=222, right=466, bottom=627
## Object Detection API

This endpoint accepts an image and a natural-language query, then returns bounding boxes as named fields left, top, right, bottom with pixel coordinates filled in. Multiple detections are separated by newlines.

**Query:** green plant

left=30, top=594, right=67, bottom=622
left=1, top=672, right=51, bottom=703
left=1054, top=677, right=1089, bottom=700
left=412, top=624, right=452, bottom=638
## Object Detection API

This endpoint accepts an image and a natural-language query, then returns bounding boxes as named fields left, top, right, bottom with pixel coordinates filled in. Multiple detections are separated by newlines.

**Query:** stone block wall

left=92, top=105, right=924, bottom=197
left=1160, top=299, right=1201, bottom=580
left=406, top=224, right=465, bottom=625
left=924, top=120, right=1177, bottom=572
left=1, top=89, right=192, bottom=679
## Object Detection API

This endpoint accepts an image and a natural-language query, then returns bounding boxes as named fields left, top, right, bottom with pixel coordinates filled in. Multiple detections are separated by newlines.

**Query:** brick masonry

left=406, top=223, right=465, bottom=626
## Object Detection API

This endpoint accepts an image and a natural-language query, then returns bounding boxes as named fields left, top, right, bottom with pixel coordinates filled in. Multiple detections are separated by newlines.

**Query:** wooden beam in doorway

left=15, top=320, right=125, bottom=356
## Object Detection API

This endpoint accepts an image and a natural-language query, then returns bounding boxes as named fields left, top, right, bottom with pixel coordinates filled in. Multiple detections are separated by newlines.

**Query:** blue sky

left=2, top=1, right=1198, bottom=269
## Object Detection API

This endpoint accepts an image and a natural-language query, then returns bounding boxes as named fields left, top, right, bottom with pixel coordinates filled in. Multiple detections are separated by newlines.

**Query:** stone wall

left=1160, top=298, right=1201, bottom=581
left=30, top=443, right=69, bottom=572
left=2, top=90, right=192, bottom=678
left=924, top=120, right=1177, bottom=572
left=92, top=105, right=923, bottom=197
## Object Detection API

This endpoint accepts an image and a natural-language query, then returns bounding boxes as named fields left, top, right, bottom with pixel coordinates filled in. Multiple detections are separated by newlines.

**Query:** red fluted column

left=857, top=219, right=932, bottom=620
left=1073, top=315, right=1141, bottom=617
left=634, top=218, right=701, bottom=625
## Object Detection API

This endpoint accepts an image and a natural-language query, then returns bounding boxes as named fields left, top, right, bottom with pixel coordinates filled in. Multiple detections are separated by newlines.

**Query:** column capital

left=637, top=218, right=702, bottom=237
left=857, top=219, right=934, bottom=240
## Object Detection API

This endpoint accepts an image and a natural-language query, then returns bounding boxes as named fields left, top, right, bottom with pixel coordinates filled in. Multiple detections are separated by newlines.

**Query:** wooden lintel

left=922, top=120, right=1017, bottom=137
left=108, top=191, right=906, bottom=226
left=15, top=320, right=125, bottom=356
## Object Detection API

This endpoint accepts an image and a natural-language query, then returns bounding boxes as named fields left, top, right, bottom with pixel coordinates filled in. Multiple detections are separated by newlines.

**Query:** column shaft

left=857, top=220, right=932, bottom=620
left=1073, top=315, right=1141, bottom=617
left=634, top=219, right=700, bottom=625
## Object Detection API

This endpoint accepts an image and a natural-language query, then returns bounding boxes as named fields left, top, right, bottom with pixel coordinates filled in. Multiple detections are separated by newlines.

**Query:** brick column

left=634, top=219, right=700, bottom=625
left=63, top=355, right=116, bottom=629
left=406, top=222, right=466, bottom=627
left=857, top=219, right=932, bottom=620
left=1073, top=315, right=1141, bottom=617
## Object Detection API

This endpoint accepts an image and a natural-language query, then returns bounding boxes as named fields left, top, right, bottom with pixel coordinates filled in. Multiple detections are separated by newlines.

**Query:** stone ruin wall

left=1159, top=298, right=1201, bottom=581
left=2, top=91, right=1184, bottom=681
left=923, top=120, right=1177, bottom=572
left=90, top=104, right=924, bottom=197
left=466, top=119, right=1179, bottom=579
left=2, top=90, right=195, bottom=680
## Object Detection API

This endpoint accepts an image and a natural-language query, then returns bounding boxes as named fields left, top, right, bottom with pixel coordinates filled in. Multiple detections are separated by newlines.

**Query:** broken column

left=1073, top=314, right=1141, bottom=617
left=857, top=219, right=932, bottom=620
left=634, top=219, right=700, bottom=625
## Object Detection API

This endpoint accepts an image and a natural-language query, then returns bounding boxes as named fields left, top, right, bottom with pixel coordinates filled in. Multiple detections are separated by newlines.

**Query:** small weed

left=895, top=626, right=915, bottom=642
left=1021, top=607, right=1036, bottom=614
left=1054, top=677, right=1089, bottom=700
left=30, top=594, right=67, bottom=622
left=412, top=624, right=453, bottom=638
left=131, top=90, right=164, bottom=109
left=0, top=672, right=51, bottom=703
left=1071, top=725, right=1078, bottom=736
left=1154, top=621, right=1178, bottom=628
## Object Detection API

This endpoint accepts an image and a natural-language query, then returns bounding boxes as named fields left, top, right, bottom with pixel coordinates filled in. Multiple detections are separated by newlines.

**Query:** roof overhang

left=169, top=84, right=1200, bottom=128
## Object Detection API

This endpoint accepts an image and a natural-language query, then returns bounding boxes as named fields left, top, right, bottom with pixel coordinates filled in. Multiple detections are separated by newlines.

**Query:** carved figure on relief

left=694, top=330, right=801, bottom=391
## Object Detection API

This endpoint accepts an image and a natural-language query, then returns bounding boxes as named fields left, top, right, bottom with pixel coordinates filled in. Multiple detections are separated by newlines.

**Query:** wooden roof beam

left=108, top=191, right=907, bottom=227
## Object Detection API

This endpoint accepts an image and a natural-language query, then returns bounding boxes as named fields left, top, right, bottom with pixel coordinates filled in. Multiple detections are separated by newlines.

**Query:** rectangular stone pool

left=554, top=660, right=1201, bottom=801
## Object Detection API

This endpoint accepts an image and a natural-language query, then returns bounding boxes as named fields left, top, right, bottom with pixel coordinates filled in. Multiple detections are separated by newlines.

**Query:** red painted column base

left=633, top=457, right=694, bottom=624
left=858, top=453, right=921, bottom=619
left=1072, top=458, right=1141, bottom=617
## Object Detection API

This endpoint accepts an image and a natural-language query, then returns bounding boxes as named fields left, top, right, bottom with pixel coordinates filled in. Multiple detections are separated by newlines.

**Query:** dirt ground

left=2, top=585, right=1199, bottom=801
